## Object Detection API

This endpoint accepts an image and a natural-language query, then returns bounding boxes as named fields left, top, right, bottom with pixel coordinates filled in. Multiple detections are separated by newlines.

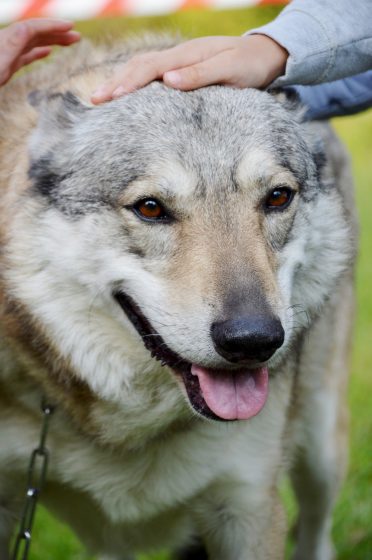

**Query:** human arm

left=248, top=0, right=372, bottom=86
left=0, top=19, right=80, bottom=86
left=292, top=71, right=372, bottom=120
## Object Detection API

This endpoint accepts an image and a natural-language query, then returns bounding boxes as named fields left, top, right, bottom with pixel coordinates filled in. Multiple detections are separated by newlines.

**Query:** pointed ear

left=29, top=91, right=91, bottom=160
left=268, top=87, right=327, bottom=182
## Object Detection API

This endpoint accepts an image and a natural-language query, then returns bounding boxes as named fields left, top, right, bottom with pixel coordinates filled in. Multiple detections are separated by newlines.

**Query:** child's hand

left=92, top=34, right=288, bottom=104
left=0, top=18, right=80, bottom=86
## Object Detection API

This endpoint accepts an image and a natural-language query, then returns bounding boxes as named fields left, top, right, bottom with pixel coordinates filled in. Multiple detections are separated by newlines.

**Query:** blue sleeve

left=290, top=71, right=372, bottom=120
left=246, top=0, right=372, bottom=86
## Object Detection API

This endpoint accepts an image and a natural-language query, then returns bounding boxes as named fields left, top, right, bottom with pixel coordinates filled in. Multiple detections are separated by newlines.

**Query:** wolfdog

left=0, top=38, right=357, bottom=560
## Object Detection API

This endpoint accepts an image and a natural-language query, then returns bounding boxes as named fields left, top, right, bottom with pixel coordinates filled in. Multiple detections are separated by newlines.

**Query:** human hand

left=92, top=34, right=288, bottom=104
left=0, top=18, right=81, bottom=86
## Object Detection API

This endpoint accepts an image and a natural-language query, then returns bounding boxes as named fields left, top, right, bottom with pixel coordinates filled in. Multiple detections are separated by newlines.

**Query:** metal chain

left=11, top=400, right=55, bottom=560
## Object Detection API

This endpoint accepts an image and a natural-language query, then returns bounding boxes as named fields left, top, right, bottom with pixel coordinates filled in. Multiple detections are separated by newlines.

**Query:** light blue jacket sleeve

left=247, top=0, right=372, bottom=86
left=291, top=71, right=372, bottom=120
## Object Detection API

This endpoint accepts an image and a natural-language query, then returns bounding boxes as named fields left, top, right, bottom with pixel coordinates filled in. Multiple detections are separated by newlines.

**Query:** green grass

left=331, top=113, right=372, bottom=559
left=13, top=6, right=372, bottom=560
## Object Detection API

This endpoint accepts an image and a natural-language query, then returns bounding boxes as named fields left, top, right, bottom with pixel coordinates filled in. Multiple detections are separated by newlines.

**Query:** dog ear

left=28, top=91, right=92, bottom=201
left=28, top=90, right=91, bottom=160
left=28, top=89, right=90, bottom=116
left=269, top=87, right=328, bottom=183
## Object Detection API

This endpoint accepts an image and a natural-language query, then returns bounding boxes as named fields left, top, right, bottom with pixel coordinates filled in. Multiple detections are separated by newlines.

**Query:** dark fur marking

left=60, top=90, right=83, bottom=107
left=173, top=541, right=209, bottom=560
left=230, top=162, right=240, bottom=192
left=275, top=142, right=308, bottom=185
left=273, top=211, right=297, bottom=251
left=127, top=244, right=146, bottom=258
left=120, top=172, right=142, bottom=188
left=49, top=91, right=90, bottom=116
left=269, top=87, right=302, bottom=112
left=191, top=97, right=204, bottom=130
left=29, top=157, right=73, bottom=198
left=28, top=90, right=43, bottom=108
left=312, top=144, right=327, bottom=183
left=30, top=154, right=143, bottom=217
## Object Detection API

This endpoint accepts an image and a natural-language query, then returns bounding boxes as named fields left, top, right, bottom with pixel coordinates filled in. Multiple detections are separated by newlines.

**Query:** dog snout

left=211, top=316, right=285, bottom=363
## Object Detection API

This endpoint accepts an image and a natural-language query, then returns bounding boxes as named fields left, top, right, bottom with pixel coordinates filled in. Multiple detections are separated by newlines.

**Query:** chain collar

left=11, top=400, right=55, bottom=560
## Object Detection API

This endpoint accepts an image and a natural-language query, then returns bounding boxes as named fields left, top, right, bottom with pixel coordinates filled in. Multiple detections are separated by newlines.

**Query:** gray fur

left=0, top=39, right=357, bottom=560
left=29, top=85, right=326, bottom=217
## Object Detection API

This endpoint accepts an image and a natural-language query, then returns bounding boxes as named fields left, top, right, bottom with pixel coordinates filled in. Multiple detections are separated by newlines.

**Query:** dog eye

left=133, top=198, right=170, bottom=222
left=265, top=187, right=294, bottom=211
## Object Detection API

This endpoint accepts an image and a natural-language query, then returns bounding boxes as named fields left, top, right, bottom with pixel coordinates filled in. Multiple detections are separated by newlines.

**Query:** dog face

left=11, top=84, right=352, bottom=422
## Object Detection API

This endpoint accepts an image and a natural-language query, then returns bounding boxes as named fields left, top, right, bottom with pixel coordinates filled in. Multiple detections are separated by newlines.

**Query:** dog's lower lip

left=180, top=366, right=230, bottom=422
left=114, top=290, right=189, bottom=371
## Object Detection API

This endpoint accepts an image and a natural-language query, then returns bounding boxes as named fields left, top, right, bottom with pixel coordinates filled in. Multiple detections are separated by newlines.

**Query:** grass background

left=15, top=6, right=371, bottom=559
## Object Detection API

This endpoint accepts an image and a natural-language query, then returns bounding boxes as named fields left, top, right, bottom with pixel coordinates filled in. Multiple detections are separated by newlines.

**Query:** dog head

left=10, top=83, right=353, bottom=422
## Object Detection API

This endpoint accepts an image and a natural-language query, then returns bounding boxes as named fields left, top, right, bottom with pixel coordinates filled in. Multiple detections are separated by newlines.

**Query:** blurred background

left=2, top=2, right=371, bottom=559
left=0, top=0, right=288, bottom=23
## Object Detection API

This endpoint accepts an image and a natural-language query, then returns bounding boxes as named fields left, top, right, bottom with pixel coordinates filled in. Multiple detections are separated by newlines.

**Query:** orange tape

left=19, top=0, right=50, bottom=19
left=180, top=0, right=212, bottom=9
left=10, top=0, right=289, bottom=24
left=99, top=0, right=128, bottom=17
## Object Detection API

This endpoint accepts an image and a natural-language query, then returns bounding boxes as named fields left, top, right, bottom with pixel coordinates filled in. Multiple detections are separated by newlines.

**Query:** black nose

left=211, top=315, right=285, bottom=363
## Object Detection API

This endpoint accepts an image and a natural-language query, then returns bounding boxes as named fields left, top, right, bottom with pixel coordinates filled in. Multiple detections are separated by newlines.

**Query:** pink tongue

left=191, top=364, right=269, bottom=420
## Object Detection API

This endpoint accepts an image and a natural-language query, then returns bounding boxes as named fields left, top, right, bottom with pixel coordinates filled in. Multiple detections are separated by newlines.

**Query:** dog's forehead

left=89, top=85, right=306, bottom=193
left=98, top=84, right=288, bottom=149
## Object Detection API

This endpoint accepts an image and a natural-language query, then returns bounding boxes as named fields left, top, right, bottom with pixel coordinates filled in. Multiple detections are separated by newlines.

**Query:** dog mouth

left=114, top=291, right=269, bottom=422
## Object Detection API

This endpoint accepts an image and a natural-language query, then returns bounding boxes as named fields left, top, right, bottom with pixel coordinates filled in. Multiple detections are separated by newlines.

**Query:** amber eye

left=133, top=198, right=170, bottom=222
left=265, top=187, right=294, bottom=210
